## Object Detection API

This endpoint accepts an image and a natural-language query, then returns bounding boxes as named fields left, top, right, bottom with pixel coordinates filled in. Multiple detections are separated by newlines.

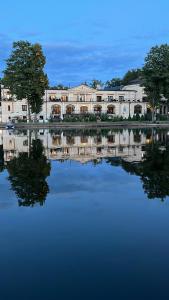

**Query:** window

left=108, top=96, right=114, bottom=102
left=61, top=95, right=68, bottom=102
left=94, top=136, right=102, bottom=144
left=97, top=96, right=102, bottom=102
left=49, top=94, right=57, bottom=101
left=22, top=105, right=27, bottom=111
left=119, top=96, right=124, bottom=101
left=66, top=136, right=75, bottom=145
left=108, top=135, right=115, bottom=143
left=8, top=105, right=10, bottom=111
left=134, top=105, right=142, bottom=114
left=81, top=136, right=88, bottom=144
left=23, top=140, right=28, bottom=146
left=80, top=106, right=88, bottom=114
left=40, top=116, right=44, bottom=120
left=134, top=134, right=141, bottom=143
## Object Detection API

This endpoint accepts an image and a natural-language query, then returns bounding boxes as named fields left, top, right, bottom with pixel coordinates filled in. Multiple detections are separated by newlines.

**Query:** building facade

left=0, top=83, right=151, bottom=123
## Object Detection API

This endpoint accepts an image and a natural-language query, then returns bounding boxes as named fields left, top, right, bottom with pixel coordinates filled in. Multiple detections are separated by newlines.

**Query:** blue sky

left=0, top=0, right=169, bottom=86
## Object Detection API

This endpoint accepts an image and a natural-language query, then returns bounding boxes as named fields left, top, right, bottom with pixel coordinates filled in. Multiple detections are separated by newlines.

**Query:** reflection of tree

left=7, top=139, right=51, bottom=206
left=0, top=145, right=4, bottom=173
left=139, top=143, right=169, bottom=200
left=106, top=141, right=169, bottom=201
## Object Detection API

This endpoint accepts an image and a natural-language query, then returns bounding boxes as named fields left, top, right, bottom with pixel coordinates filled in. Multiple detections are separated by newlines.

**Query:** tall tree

left=3, top=41, right=48, bottom=121
left=142, top=44, right=169, bottom=121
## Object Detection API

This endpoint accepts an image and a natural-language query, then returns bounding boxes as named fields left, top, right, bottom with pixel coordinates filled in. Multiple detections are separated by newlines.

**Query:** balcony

left=49, top=97, right=62, bottom=102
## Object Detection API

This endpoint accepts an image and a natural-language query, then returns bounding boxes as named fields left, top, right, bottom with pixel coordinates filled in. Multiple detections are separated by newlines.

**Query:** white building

left=0, top=83, right=149, bottom=123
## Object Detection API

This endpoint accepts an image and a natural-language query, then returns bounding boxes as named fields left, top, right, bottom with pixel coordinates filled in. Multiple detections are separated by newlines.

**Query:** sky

left=1, top=0, right=169, bottom=86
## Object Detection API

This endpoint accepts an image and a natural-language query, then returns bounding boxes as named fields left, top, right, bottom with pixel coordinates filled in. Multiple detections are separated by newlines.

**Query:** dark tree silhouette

left=106, top=130, right=169, bottom=201
left=0, top=145, right=5, bottom=173
left=7, top=139, right=51, bottom=206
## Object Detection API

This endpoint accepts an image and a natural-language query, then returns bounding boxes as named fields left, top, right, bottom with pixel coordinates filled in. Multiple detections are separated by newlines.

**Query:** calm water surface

left=0, top=128, right=169, bottom=299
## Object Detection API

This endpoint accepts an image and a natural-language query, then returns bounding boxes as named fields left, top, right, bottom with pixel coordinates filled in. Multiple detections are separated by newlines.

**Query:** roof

left=102, top=86, right=123, bottom=91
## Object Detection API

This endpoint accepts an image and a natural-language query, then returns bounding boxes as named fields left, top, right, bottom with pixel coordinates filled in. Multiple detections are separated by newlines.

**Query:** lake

left=0, top=127, right=169, bottom=299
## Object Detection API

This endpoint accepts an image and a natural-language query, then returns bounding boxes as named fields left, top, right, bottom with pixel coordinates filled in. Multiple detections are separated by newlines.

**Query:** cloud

left=0, top=34, right=12, bottom=77
left=0, top=34, right=144, bottom=85
left=133, top=29, right=169, bottom=41
left=44, top=42, right=143, bottom=85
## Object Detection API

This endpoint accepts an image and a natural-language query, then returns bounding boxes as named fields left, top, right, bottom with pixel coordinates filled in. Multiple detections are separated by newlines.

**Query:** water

left=0, top=128, right=169, bottom=299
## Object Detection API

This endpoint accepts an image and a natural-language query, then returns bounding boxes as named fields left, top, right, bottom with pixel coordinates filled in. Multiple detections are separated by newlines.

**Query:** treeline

left=90, top=69, right=142, bottom=89
left=49, top=69, right=142, bottom=90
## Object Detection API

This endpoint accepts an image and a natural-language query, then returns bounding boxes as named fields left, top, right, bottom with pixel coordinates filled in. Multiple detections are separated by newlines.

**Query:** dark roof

left=101, top=86, right=123, bottom=91
left=100, top=86, right=136, bottom=92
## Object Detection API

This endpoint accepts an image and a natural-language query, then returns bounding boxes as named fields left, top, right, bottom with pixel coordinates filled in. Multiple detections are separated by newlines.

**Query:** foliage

left=107, top=135, right=169, bottom=201
left=122, top=69, right=142, bottom=85
left=90, top=79, right=103, bottom=89
left=7, top=138, right=51, bottom=206
left=105, top=70, right=141, bottom=88
left=3, top=41, right=48, bottom=117
left=105, top=78, right=122, bottom=88
left=49, top=84, right=68, bottom=90
left=142, top=44, right=169, bottom=118
left=62, top=114, right=125, bottom=122
left=0, top=145, right=5, bottom=173
left=63, top=114, right=97, bottom=122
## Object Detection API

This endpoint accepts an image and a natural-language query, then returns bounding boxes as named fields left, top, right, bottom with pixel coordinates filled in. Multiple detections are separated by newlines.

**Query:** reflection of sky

left=1, top=0, right=169, bottom=85
left=1, top=160, right=169, bottom=299
left=0, top=159, right=145, bottom=209
left=48, top=160, right=141, bottom=199
left=0, top=170, right=16, bottom=209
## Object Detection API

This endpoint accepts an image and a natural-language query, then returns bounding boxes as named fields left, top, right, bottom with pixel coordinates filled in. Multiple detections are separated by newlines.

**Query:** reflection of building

left=0, top=129, right=148, bottom=164
left=0, top=83, right=149, bottom=122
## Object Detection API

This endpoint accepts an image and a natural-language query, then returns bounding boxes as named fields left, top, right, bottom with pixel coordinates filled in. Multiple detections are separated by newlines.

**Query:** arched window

left=66, top=135, right=75, bottom=145
left=94, top=105, right=102, bottom=113
left=134, top=105, right=142, bottom=114
left=80, top=106, right=88, bottom=114
left=66, top=105, right=75, bottom=114
left=52, top=135, right=61, bottom=146
left=52, top=105, right=61, bottom=115
left=107, top=105, right=115, bottom=114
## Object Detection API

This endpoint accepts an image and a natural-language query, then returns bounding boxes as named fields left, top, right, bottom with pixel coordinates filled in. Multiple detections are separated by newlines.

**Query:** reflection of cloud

left=49, top=161, right=132, bottom=198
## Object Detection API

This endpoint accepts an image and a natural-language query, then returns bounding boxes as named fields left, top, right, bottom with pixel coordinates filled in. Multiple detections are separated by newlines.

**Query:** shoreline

left=1, top=121, right=169, bottom=129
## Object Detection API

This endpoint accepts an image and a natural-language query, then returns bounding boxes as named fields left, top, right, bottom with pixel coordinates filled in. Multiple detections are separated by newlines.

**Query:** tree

left=105, top=78, right=122, bottom=88
left=142, top=44, right=169, bottom=121
left=90, top=79, right=103, bottom=89
left=122, top=69, right=142, bottom=85
left=7, top=139, right=51, bottom=206
left=3, top=41, right=48, bottom=121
